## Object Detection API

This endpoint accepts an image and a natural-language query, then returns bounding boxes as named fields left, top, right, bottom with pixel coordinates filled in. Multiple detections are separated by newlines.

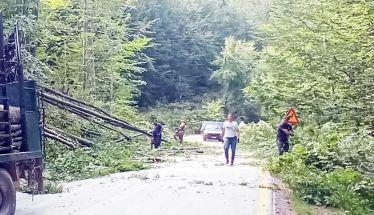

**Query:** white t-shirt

left=222, top=121, right=239, bottom=138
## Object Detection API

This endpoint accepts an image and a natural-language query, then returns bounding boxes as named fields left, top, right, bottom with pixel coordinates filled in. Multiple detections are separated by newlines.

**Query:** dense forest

left=1, top=0, right=373, bottom=214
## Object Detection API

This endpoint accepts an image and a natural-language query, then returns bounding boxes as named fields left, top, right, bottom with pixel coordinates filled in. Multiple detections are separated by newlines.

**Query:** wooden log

left=12, top=137, right=22, bottom=142
left=41, top=91, right=170, bottom=143
left=0, top=129, right=22, bottom=141
left=0, top=105, right=21, bottom=123
left=11, top=141, right=22, bottom=148
left=45, top=126, right=94, bottom=147
left=40, top=86, right=131, bottom=125
left=48, top=98, right=169, bottom=143
left=44, top=128, right=76, bottom=145
left=73, top=111, right=131, bottom=142
left=43, top=131, right=75, bottom=148
left=90, top=120, right=131, bottom=141
left=49, top=104, right=131, bottom=142
left=0, top=140, right=22, bottom=147
left=0, top=146, right=12, bottom=152
left=0, top=140, right=8, bottom=146
left=0, top=124, right=22, bottom=131
left=41, top=93, right=153, bottom=137
left=81, top=127, right=101, bottom=137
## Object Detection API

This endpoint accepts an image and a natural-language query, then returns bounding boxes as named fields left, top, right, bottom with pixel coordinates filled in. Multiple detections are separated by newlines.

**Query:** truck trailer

left=0, top=14, right=43, bottom=215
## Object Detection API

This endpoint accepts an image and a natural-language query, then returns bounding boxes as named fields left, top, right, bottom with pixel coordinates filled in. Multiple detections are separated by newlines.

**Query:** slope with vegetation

left=213, top=0, right=374, bottom=214
left=0, top=0, right=154, bottom=187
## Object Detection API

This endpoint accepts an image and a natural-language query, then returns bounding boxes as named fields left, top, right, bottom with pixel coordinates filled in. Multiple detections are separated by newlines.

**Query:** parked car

left=200, top=121, right=223, bottom=134
left=203, top=125, right=222, bottom=141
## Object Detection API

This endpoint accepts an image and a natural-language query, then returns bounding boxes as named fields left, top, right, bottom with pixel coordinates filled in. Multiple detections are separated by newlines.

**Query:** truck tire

left=0, top=168, right=16, bottom=215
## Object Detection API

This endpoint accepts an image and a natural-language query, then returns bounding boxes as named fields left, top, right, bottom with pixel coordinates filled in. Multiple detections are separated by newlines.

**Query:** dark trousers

left=277, top=139, right=289, bottom=155
left=153, top=136, right=162, bottom=149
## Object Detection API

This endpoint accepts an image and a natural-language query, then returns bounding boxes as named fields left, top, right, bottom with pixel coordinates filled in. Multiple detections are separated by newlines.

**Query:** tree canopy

left=245, top=0, right=374, bottom=128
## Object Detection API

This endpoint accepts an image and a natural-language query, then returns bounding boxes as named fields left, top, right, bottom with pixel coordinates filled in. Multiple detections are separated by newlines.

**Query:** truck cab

left=0, top=14, right=43, bottom=215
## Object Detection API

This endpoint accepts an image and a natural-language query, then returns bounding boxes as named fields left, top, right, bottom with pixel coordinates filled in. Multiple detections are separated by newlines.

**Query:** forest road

left=16, top=135, right=274, bottom=215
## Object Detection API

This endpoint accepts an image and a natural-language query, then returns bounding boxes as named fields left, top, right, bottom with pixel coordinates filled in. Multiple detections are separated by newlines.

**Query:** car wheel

left=0, top=168, right=16, bottom=215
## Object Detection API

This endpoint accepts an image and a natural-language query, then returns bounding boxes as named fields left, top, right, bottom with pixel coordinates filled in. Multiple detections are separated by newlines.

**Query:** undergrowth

left=241, top=121, right=374, bottom=215
left=45, top=139, right=149, bottom=183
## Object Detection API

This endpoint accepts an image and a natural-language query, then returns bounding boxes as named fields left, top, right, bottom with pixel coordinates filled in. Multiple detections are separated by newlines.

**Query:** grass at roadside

left=292, top=193, right=319, bottom=215
left=291, top=194, right=340, bottom=215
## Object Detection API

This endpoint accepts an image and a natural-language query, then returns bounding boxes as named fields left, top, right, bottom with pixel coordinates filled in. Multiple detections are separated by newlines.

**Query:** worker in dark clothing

left=151, top=122, right=163, bottom=149
left=277, top=115, right=294, bottom=155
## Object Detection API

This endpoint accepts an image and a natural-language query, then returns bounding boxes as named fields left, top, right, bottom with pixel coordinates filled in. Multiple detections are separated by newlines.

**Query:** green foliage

left=0, top=0, right=39, bottom=35
left=36, top=0, right=150, bottom=108
left=241, top=122, right=374, bottom=214
left=45, top=140, right=148, bottom=182
left=240, top=121, right=277, bottom=157
left=211, top=37, right=261, bottom=121
left=245, top=0, right=374, bottom=127
left=237, top=0, right=374, bottom=212
left=202, top=99, right=225, bottom=121
left=135, top=0, right=268, bottom=106
left=43, top=180, right=64, bottom=194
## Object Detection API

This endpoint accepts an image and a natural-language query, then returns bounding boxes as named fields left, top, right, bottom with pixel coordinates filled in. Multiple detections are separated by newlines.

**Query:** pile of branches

left=38, top=85, right=154, bottom=148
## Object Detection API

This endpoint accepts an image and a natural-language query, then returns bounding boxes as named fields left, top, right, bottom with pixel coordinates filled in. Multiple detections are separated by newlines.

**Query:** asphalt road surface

left=16, top=135, right=273, bottom=215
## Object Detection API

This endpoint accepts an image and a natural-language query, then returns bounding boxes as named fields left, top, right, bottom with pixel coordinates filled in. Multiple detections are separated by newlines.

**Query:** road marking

left=256, top=170, right=273, bottom=215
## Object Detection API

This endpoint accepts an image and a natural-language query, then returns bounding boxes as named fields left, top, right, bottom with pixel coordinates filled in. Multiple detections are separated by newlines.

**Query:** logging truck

left=0, top=15, right=43, bottom=215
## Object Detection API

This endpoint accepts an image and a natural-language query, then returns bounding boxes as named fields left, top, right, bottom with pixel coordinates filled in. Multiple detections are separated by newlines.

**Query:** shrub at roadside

left=45, top=140, right=148, bottom=182
left=240, top=120, right=277, bottom=157
left=241, top=122, right=374, bottom=214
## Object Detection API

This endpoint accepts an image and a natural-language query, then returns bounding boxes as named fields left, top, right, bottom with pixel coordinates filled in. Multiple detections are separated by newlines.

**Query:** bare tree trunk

left=82, top=0, right=88, bottom=90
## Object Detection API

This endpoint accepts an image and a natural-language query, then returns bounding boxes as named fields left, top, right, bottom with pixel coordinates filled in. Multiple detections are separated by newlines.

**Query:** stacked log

left=0, top=104, right=23, bottom=152
left=0, top=105, right=95, bottom=150
left=0, top=123, right=23, bottom=152
left=0, top=105, right=20, bottom=124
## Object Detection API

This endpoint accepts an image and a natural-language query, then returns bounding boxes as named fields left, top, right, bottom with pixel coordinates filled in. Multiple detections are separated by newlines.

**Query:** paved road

left=16, top=135, right=273, bottom=215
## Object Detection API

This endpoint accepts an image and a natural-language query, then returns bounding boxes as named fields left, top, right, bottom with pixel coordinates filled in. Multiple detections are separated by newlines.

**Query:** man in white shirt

left=221, top=113, right=240, bottom=165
